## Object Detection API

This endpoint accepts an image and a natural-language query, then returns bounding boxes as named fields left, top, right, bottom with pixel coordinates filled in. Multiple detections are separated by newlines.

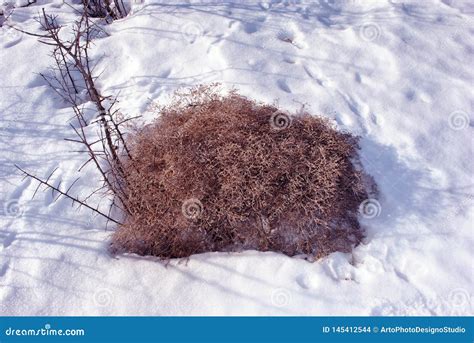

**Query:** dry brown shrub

left=111, top=86, right=374, bottom=259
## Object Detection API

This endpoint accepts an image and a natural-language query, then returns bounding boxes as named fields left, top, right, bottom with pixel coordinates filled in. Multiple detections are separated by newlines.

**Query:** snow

left=0, top=0, right=473, bottom=315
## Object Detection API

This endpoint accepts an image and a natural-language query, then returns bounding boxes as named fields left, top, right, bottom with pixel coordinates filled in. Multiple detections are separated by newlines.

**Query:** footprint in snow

left=277, top=79, right=292, bottom=93
left=295, top=274, right=318, bottom=290
left=323, top=253, right=355, bottom=281
left=1, top=29, right=23, bottom=48
left=242, top=21, right=261, bottom=34
left=1, top=231, right=16, bottom=249
left=339, top=92, right=378, bottom=128
left=0, top=262, right=9, bottom=277
left=355, top=72, right=362, bottom=83
left=240, top=16, right=266, bottom=34
left=302, top=64, right=334, bottom=88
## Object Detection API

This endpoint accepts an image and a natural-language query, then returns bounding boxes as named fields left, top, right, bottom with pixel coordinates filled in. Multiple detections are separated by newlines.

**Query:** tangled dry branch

left=111, top=86, right=376, bottom=260
left=16, top=4, right=132, bottom=224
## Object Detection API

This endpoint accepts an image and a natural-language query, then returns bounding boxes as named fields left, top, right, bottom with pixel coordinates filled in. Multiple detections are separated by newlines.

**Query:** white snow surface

left=0, top=0, right=473, bottom=315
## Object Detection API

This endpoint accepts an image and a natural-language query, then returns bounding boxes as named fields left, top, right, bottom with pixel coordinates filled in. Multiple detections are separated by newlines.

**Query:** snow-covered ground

left=0, top=0, right=473, bottom=315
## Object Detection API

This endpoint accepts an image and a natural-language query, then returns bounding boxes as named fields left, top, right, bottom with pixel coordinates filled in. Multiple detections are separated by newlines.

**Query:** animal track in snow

left=0, top=262, right=9, bottom=277
left=1, top=31, right=22, bottom=49
left=323, top=253, right=356, bottom=282
left=283, top=56, right=297, bottom=64
left=295, top=274, right=318, bottom=290
left=337, top=91, right=378, bottom=132
left=240, top=16, right=266, bottom=34
left=1, top=231, right=16, bottom=249
left=277, top=79, right=292, bottom=93
left=301, top=63, right=336, bottom=88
